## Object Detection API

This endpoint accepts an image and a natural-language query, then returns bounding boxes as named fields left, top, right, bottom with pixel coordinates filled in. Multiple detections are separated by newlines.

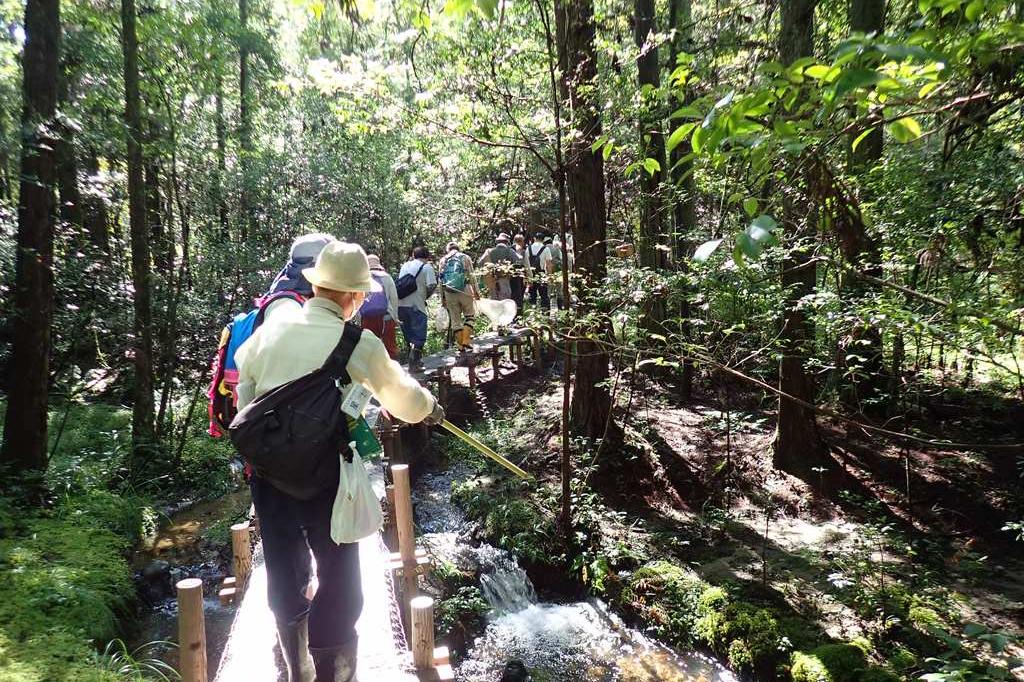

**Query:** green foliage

left=452, top=476, right=558, bottom=566
left=920, top=623, right=1023, bottom=682
left=620, top=560, right=707, bottom=641
left=435, top=586, right=489, bottom=639
left=0, top=513, right=136, bottom=681
left=790, top=644, right=867, bottom=682
left=91, top=640, right=179, bottom=681
left=695, top=591, right=791, bottom=674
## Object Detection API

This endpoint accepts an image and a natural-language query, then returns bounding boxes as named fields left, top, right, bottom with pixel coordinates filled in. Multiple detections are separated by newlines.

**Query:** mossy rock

left=696, top=595, right=788, bottom=674
left=620, top=560, right=707, bottom=642
left=790, top=644, right=866, bottom=682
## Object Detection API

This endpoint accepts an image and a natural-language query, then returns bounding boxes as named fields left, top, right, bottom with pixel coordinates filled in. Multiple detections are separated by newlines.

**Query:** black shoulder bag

left=228, top=322, right=363, bottom=500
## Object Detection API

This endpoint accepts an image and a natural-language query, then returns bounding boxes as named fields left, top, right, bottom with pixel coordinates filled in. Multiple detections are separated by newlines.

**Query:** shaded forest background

left=1, top=0, right=1023, bottom=679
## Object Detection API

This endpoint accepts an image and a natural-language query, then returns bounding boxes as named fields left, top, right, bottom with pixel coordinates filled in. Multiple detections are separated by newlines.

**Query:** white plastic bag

left=433, top=304, right=451, bottom=332
left=330, top=443, right=384, bottom=544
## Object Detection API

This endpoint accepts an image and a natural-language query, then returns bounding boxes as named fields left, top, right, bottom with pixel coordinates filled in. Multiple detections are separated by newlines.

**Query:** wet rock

left=500, top=660, right=532, bottom=681
left=138, top=560, right=173, bottom=603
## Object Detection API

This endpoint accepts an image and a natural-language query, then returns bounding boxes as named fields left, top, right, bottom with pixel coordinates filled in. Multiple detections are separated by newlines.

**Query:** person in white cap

left=261, top=232, right=337, bottom=320
left=235, top=241, right=444, bottom=682
left=477, top=232, right=520, bottom=301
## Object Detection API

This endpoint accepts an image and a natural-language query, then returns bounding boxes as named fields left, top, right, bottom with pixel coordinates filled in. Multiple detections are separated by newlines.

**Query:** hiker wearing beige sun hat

left=234, top=239, right=443, bottom=682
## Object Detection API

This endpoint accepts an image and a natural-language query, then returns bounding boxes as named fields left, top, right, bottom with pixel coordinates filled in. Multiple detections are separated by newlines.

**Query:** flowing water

left=414, top=467, right=740, bottom=682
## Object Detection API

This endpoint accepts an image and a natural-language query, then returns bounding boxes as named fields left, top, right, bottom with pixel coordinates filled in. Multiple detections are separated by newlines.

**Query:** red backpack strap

left=254, top=290, right=305, bottom=326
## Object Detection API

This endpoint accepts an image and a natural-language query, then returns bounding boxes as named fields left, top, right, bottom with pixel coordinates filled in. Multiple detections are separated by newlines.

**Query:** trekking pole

left=439, top=420, right=532, bottom=480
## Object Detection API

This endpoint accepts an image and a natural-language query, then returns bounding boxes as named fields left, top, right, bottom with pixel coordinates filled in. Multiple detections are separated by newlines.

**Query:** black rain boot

left=310, top=638, right=358, bottom=682
left=409, top=346, right=423, bottom=370
left=277, top=618, right=315, bottom=682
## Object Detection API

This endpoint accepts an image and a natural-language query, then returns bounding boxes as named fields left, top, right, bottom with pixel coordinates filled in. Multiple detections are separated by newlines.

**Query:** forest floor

left=441, top=356, right=1024, bottom=680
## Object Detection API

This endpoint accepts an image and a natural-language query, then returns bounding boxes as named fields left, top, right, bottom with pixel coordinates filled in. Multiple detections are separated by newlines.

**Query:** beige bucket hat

left=302, top=241, right=382, bottom=293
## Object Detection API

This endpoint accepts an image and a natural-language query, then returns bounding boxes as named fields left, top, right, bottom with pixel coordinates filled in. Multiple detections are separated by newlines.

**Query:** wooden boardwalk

left=205, top=328, right=540, bottom=682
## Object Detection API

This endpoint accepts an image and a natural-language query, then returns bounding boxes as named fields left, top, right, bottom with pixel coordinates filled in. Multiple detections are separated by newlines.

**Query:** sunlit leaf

left=888, top=116, right=923, bottom=143
left=743, top=197, right=759, bottom=217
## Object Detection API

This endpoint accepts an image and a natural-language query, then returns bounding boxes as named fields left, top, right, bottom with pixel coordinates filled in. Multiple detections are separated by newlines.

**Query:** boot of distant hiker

left=277, top=617, right=315, bottom=682
left=408, top=346, right=423, bottom=369
left=460, top=324, right=473, bottom=351
left=311, top=638, right=358, bottom=682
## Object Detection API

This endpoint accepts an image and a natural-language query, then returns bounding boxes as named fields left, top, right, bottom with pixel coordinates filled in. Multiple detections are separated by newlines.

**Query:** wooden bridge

left=172, top=328, right=544, bottom=682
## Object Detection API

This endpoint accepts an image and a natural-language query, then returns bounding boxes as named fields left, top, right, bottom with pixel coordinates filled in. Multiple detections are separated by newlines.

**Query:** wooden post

left=491, top=352, right=500, bottom=380
left=532, top=333, right=543, bottom=369
left=438, top=371, right=450, bottom=407
left=380, top=416, right=395, bottom=467
left=467, top=359, right=477, bottom=389
left=231, top=523, right=252, bottom=592
left=176, top=578, right=207, bottom=682
left=410, top=596, right=436, bottom=670
left=384, top=484, right=398, bottom=551
left=391, top=464, right=418, bottom=636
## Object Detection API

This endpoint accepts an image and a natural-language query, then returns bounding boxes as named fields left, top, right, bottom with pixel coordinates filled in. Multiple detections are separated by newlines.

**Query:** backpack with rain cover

left=207, top=291, right=305, bottom=437
left=359, top=272, right=389, bottom=317
left=228, top=322, right=363, bottom=500
left=440, top=253, right=467, bottom=291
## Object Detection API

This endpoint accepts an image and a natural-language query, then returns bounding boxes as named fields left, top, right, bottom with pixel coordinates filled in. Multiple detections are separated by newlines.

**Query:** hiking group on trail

left=205, top=230, right=567, bottom=681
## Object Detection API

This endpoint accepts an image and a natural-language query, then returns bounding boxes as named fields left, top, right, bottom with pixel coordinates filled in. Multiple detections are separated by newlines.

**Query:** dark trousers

left=529, top=282, right=550, bottom=310
left=250, top=475, right=363, bottom=650
left=510, top=276, right=525, bottom=318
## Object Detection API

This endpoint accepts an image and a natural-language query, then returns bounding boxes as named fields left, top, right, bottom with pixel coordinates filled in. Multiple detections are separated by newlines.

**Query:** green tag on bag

left=346, top=415, right=383, bottom=460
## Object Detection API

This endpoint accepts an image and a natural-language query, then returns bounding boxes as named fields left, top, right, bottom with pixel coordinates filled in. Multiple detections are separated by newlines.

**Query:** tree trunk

left=56, top=50, right=83, bottom=239
left=215, top=73, right=229, bottom=239
left=635, top=0, right=667, bottom=329
left=82, top=149, right=109, bottom=251
left=238, top=0, right=253, bottom=241
left=557, top=0, right=613, bottom=442
left=670, top=0, right=698, bottom=399
left=1, top=0, right=60, bottom=478
left=773, top=0, right=825, bottom=474
left=122, top=0, right=156, bottom=458
left=848, top=0, right=885, bottom=167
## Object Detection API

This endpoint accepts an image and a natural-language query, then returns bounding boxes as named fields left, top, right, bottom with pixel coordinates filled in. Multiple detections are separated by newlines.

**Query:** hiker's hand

left=424, top=400, right=445, bottom=426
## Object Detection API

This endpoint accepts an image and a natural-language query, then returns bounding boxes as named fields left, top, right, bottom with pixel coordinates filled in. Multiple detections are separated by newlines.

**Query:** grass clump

left=452, top=476, right=559, bottom=566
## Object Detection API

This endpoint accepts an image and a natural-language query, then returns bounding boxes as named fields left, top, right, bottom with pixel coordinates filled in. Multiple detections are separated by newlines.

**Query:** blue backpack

left=207, top=290, right=305, bottom=436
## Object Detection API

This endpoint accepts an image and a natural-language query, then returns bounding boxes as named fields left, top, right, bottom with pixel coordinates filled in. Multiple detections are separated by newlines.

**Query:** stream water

left=414, top=466, right=739, bottom=682
left=130, top=488, right=251, bottom=671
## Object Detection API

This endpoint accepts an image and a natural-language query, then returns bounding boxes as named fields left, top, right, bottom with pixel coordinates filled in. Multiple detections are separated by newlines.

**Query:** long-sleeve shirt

left=235, top=297, right=434, bottom=424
